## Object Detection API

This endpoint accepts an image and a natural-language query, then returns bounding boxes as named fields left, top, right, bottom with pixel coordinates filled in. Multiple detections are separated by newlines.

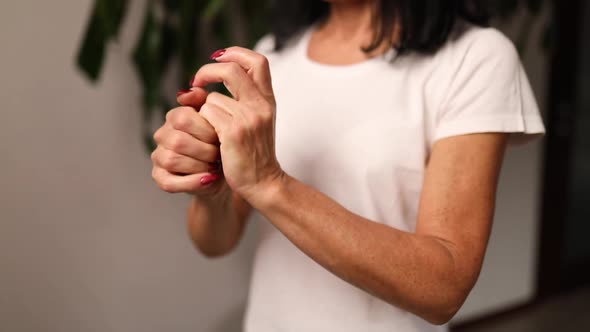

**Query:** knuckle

left=226, top=62, right=242, bottom=75
left=196, top=64, right=211, bottom=75
left=160, top=180, right=174, bottom=193
left=256, top=55, right=269, bottom=68
left=199, top=104, right=219, bottom=127
left=165, top=108, right=178, bottom=123
left=262, top=102, right=275, bottom=114
left=231, top=126, right=245, bottom=142
left=206, top=92, right=223, bottom=104
left=199, top=104, right=212, bottom=118
left=167, top=106, right=188, bottom=121
left=171, top=112, right=192, bottom=131
left=153, top=128, right=163, bottom=143
left=259, top=108, right=273, bottom=122
left=152, top=168, right=173, bottom=193
left=250, top=116, right=263, bottom=131
left=154, top=125, right=168, bottom=144
left=161, top=152, right=177, bottom=170
left=200, top=102, right=212, bottom=113
left=168, top=132, right=185, bottom=151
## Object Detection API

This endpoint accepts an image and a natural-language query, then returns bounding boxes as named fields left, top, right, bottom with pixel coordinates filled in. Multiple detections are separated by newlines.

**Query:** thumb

left=177, top=87, right=208, bottom=109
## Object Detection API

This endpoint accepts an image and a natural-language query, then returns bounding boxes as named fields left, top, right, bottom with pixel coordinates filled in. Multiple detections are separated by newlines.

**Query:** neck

left=320, top=1, right=374, bottom=40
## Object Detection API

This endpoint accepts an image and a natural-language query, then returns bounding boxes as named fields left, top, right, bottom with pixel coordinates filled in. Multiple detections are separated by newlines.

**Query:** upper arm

left=415, top=133, right=508, bottom=289
left=414, top=28, right=542, bottom=288
left=432, top=28, right=544, bottom=144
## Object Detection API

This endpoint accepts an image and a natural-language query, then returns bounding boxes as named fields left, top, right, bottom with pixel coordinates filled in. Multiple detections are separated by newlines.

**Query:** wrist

left=244, top=169, right=290, bottom=212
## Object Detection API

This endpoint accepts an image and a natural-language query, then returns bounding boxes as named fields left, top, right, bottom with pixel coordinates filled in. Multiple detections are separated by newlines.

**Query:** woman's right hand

left=151, top=87, right=226, bottom=196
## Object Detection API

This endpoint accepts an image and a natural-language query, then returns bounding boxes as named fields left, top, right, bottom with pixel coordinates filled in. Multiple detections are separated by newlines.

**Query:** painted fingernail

left=209, top=49, right=226, bottom=60
left=189, top=76, right=195, bottom=87
left=176, top=89, right=191, bottom=97
left=200, top=174, right=220, bottom=186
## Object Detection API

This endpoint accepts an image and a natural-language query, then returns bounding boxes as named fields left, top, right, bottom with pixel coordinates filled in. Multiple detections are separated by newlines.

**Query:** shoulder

left=440, top=24, right=520, bottom=73
left=396, top=25, right=520, bottom=83
left=421, top=24, right=522, bottom=105
left=451, top=24, right=516, bottom=53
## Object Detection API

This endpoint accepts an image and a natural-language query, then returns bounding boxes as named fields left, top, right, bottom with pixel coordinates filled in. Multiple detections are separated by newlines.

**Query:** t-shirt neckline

left=296, top=25, right=398, bottom=75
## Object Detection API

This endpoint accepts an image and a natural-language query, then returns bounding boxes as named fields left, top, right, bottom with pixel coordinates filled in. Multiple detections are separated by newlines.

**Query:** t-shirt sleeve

left=433, top=28, right=545, bottom=144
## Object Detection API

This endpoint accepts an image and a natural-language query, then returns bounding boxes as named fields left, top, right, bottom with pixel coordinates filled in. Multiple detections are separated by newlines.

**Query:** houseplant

left=76, top=0, right=548, bottom=151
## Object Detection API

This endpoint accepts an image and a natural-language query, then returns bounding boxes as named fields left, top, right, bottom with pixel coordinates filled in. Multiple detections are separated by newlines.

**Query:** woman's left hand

left=190, top=47, right=284, bottom=205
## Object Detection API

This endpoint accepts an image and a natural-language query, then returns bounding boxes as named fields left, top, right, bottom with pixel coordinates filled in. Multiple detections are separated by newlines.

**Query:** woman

left=151, top=0, right=545, bottom=331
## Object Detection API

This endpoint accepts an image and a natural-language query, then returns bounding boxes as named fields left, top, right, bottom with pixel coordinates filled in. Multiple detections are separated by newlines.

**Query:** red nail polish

left=176, top=89, right=191, bottom=97
left=209, top=49, right=226, bottom=60
left=200, top=174, right=220, bottom=186
left=189, top=76, right=195, bottom=87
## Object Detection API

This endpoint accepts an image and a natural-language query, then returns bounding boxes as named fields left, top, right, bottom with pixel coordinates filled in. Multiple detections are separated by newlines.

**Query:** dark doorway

left=537, top=0, right=590, bottom=298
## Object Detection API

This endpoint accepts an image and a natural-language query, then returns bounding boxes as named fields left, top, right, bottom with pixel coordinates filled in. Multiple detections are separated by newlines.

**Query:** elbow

left=192, top=240, right=237, bottom=259
left=423, top=300, right=463, bottom=326
left=380, top=284, right=467, bottom=325
left=198, top=247, right=231, bottom=259
left=188, top=227, right=242, bottom=259
left=421, top=287, right=469, bottom=325
left=419, top=261, right=477, bottom=324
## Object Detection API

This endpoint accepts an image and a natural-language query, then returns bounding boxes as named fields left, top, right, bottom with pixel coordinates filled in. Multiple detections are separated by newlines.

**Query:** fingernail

left=209, top=49, right=226, bottom=60
left=176, top=89, right=191, bottom=97
left=189, top=76, right=195, bottom=87
left=200, top=174, right=220, bottom=186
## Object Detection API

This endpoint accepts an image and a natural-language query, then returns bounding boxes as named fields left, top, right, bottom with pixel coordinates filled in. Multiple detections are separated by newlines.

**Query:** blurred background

left=0, top=1, right=588, bottom=331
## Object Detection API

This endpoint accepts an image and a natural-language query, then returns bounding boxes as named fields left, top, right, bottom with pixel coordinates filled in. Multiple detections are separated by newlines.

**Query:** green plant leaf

left=242, top=0, right=270, bottom=48
left=132, top=5, right=162, bottom=108
left=76, top=9, right=107, bottom=81
left=76, top=0, right=128, bottom=81
left=77, top=0, right=549, bottom=154
left=97, top=0, right=128, bottom=38
left=132, top=3, right=163, bottom=152
left=179, top=0, right=200, bottom=85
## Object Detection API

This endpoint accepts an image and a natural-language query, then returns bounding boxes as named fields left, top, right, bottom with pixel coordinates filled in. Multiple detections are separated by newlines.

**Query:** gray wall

left=0, top=1, right=547, bottom=330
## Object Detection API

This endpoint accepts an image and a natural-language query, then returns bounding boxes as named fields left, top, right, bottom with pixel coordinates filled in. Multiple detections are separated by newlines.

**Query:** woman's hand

left=190, top=47, right=284, bottom=205
left=151, top=87, right=227, bottom=196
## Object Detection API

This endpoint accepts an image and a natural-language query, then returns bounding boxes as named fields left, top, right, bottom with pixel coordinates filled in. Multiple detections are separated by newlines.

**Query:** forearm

left=187, top=189, right=251, bottom=257
left=252, top=174, right=471, bottom=324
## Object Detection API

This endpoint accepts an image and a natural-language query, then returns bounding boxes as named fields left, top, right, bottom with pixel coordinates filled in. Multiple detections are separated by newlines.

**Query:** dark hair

left=270, top=0, right=491, bottom=54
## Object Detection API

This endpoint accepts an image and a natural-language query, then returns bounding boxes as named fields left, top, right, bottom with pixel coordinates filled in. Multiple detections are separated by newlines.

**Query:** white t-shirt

left=243, top=24, right=545, bottom=332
